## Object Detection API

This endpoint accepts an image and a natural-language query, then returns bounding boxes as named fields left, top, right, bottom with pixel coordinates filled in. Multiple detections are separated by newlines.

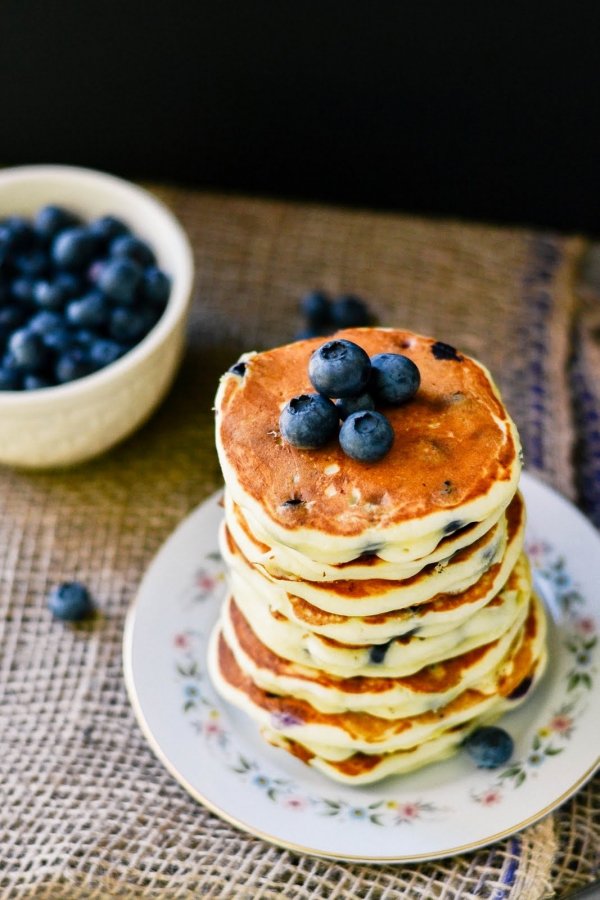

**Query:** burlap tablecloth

left=1, top=187, right=598, bottom=899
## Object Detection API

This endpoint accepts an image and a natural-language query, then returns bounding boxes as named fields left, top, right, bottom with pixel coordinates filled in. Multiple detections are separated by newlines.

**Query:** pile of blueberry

left=0, top=206, right=170, bottom=390
left=296, top=290, right=374, bottom=339
left=279, top=339, right=420, bottom=462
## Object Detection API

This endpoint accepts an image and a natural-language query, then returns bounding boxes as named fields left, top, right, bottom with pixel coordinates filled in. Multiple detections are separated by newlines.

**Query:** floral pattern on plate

left=125, top=473, right=600, bottom=861
left=173, top=524, right=598, bottom=824
left=472, top=540, right=597, bottom=804
left=174, top=624, right=449, bottom=826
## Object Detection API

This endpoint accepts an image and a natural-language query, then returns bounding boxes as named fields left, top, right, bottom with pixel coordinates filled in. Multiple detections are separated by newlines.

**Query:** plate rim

left=123, top=471, right=600, bottom=864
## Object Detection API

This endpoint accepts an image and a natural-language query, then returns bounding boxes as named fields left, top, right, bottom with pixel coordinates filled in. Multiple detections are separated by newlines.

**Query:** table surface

left=1, top=186, right=598, bottom=899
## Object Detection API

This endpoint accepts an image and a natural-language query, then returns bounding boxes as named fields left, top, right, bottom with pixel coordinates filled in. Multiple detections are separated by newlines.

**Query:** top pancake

left=215, top=328, right=521, bottom=562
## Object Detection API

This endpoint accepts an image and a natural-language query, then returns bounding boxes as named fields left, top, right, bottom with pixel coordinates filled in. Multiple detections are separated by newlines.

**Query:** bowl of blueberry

left=0, top=165, right=194, bottom=467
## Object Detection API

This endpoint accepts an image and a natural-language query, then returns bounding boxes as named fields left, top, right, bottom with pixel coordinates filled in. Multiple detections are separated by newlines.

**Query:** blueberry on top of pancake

left=215, top=328, right=521, bottom=557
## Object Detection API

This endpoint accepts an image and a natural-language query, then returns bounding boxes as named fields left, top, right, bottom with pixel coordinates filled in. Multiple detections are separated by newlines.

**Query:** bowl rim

left=0, top=164, right=194, bottom=405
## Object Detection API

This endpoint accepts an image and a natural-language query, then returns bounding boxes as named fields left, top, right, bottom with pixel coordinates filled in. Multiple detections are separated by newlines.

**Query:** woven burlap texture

left=571, top=245, right=600, bottom=529
left=0, top=187, right=596, bottom=899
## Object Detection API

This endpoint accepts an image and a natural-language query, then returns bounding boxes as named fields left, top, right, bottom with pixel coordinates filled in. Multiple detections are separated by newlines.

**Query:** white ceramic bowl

left=0, top=165, right=194, bottom=468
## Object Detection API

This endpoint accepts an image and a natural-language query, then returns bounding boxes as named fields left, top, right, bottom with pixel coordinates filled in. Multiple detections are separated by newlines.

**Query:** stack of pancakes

left=209, top=328, right=547, bottom=784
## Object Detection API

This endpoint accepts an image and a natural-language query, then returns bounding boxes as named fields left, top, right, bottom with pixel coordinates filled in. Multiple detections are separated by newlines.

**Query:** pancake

left=220, top=505, right=509, bottom=619
left=223, top=550, right=532, bottom=677
left=233, top=492, right=509, bottom=575
left=261, top=650, right=546, bottom=786
left=215, top=329, right=522, bottom=565
left=207, top=592, right=547, bottom=766
left=219, top=554, right=533, bottom=719
left=225, top=488, right=508, bottom=583
left=262, top=723, right=469, bottom=784
left=222, top=492, right=525, bottom=645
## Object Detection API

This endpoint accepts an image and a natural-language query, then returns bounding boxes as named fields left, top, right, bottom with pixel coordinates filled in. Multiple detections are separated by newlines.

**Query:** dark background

left=2, top=3, right=599, bottom=233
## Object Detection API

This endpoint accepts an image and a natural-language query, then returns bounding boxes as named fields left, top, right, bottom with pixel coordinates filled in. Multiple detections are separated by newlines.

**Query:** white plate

left=123, top=472, right=600, bottom=863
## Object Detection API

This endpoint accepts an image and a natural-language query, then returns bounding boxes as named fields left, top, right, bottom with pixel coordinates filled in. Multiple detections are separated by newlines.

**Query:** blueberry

left=368, top=639, right=394, bottom=664
left=281, top=496, right=304, bottom=508
left=228, top=361, right=247, bottom=377
left=279, top=393, right=339, bottom=449
left=0, top=226, right=10, bottom=255
left=53, top=271, right=84, bottom=299
left=0, top=234, right=12, bottom=268
left=47, top=581, right=93, bottom=621
left=0, top=304, right=27, bottom=339
left=73, top=328, right=96, bottom=347
left=370, top=353, right=420, bottom=404
left=87, top=260, right=105, bottom=286
left=300, top=290, right=331, bottom=327
left=0, top=367, right=20, bottom=390
left=99, top=258, right=143, bottom=304
left=339, top=410, right=394, bottom=462
left=0, top=216, right=35, bottom=253
left=443, top=519, right=463, bottom=536
left=463, top=726, right=514, bottom=769
left=11, top=277, right=36, bottom=305
left=88, top=338, right=126, bottom=369
left=51, top=227, right=95, bottom=269
left=23, top=374, right=53, bottom=390
left=335, top=392, right=375, bottom=420
left=65, top=291, right=109, bottom=328
left=7, top=329, right=48, bottom=371
left=431, top=341, right=462, bottom=362
left=14, top=249, right=48, bottom=278
left=110, top=234, right=155, bottom=267
left=508, top=676, right=533, bottom=700
left=55, top=348, right=92, bottom=384
left=0, top=223, right=13, bottom=250
left=330, top=294, right=372, bottom=328
left=34, top=205, right=80, bottom=241
left=141, top=266, right=170, bottom=308
left=42, top=326, right=73, bottom=354
left=308, top=339, right=371, bottom=399
left=88, top=214, right=129, bottom=247
left=28, top=310, right=63, bottom=335
left=33, top=280, right=67, bottom=310
left=109, top=306, right=155, bottom=343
